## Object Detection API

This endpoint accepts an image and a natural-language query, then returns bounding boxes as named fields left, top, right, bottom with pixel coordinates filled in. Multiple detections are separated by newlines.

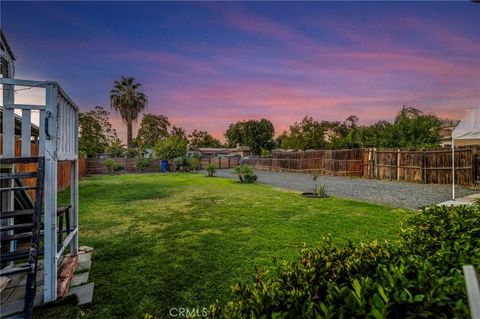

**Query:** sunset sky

left=2, top=1, right=479, bottom=141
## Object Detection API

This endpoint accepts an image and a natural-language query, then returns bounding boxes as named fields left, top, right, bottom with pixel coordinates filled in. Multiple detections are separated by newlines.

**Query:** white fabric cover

left=452, top=108, right=480, bottom=140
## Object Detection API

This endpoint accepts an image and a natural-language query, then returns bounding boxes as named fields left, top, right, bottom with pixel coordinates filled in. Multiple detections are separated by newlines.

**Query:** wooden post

left=422, top=150, right=427, bottom=184
left=44, top=83, right=58, bottom=302
left=397, top=149, right=400, bottom=181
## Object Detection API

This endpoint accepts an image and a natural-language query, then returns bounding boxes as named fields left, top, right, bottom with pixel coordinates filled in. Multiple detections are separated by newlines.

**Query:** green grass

left=60, top=173, right=411, bottom=318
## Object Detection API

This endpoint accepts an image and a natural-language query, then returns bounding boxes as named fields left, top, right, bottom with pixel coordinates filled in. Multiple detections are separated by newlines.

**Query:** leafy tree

left=225, top=119, right=275, bottom=154
left=137, top=113, right=170, bottom=150
left=79, top=106, right=117, bottom=157
left=390, top=106, right=442, bottom=148
left=280, top=116, right=328, bottom=150
left=153, top=135, right=188, bottom=160
left=105, top=137, right=126, bottom=157
left=279, top=107, right=443, bottom=150
left=170, top=126, right=188, bottom=142
left=110, top=76, right=148, bottom=148
left=189, top=130, right=222, bottom=148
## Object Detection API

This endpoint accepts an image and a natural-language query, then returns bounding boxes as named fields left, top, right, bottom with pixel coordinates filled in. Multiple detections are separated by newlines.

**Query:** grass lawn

left=58, top=173, right=411, bottom=318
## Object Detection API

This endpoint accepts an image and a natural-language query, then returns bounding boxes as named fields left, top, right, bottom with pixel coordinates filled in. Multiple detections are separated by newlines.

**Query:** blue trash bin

left=160, top=160, right=168, bottom=173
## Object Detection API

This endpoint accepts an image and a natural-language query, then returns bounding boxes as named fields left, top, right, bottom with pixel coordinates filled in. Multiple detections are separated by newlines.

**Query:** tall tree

left=136, top=113, right=171, bottom=150
left=280, top=116, right=328, bottom=150
left=189, top=130, right=222, bottom=148
left=79, top=106, right=117, bottom=157
left=225, top=119, right=275, bottom=154
left=153, top=135, right=188, bottom=160
left=170, top=126, right=188, bottom=142
left=110, top=76, right=148, bottom=148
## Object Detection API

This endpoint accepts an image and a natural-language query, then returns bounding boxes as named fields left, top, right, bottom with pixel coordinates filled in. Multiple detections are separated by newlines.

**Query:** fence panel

left=244, top=146, right=478, bottom=186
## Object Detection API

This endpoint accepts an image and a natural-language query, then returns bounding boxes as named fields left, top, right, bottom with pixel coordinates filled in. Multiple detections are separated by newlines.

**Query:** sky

left=2, top=1, right=480, bottom=141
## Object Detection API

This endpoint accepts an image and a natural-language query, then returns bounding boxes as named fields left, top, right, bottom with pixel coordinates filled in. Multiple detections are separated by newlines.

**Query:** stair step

left=57, top=205, right=72, bottom=215
left=0, top=230, right=44, bottom=242
left=1, top=248, right=44, bottom=263
left=1, top=207, right=69, bottom=219
left=0, top=157, right=40, bottom=164
left=0, top=223, right=34, bottom=231
left=0, top=265, right=31, bottom=276
left=0, top=172, right=37, bottom=180
left=0, top=186, right=38, bottom=192
left=0, top=209, right=34, bottom=219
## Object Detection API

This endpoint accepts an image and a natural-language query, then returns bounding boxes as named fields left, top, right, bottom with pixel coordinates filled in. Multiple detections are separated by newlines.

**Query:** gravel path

left=213, top=169, right=478, bottom=210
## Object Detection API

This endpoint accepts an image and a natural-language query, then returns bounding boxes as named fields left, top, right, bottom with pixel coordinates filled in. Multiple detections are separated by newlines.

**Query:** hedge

left=210, top=202, right=480, bottom=318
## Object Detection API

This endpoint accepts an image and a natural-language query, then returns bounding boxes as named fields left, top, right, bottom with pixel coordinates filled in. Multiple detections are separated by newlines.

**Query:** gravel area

left=213, top=169, right=478, bottom=210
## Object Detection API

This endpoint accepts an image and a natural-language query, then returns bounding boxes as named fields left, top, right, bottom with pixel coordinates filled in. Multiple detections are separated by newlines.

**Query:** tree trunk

left=127, top=120, right=133, bottom=149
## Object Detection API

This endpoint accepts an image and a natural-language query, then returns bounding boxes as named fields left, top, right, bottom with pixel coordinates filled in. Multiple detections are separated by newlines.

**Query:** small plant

left=188, top=157, right=200, bottom=171
left=314, top=183, right=327, bottom=198
left=232, top=164, right=257, bottom=183
left=136, top=158, right=154, bottom=172
left=104, top=159, right=123, bottom=174
left=206, top=164, right=217, bottom=177
left=173, top=156, right=187, bottom=171
left=114, top=164, right=125, bottom=173
left=260, top=148, right=270, bottom=157
left=126, top=148, right=139, bottom=158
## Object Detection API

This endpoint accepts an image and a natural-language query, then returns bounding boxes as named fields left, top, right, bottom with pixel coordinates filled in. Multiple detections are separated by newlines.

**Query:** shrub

left=314, top=184, right=327, bottom=198
left=232, top=164, right=257, bottom=183
left=188, top=157, right=200, bottom=171
left=210, top=203, right=480, bottom=318
left=126, top=148, right=138, bottom=158
left=173, top=157, right=187, bottom=171
left=206, top=164, right=217, bottom=177
left=104, top=159, right=123, bottom=174
left=136, top=158, right=154, bottom=172
left=260, top=148, right=270, bottom=157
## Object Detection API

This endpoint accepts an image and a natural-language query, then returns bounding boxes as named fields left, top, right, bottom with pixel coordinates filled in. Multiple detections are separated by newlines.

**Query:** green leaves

left=211, top=203, right=480, bottom=318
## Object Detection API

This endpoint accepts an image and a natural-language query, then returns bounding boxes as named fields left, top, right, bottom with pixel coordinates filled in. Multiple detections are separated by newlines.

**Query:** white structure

left=451, top=108, right=480, bottom=200
left=1, top=31, right=80, bottom=303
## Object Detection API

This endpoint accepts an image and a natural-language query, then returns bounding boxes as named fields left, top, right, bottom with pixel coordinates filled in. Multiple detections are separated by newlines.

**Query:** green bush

left=136, top=158, right=154, bottom=172
left=232, top=164, right=257, bottom=183
left=314, top=184, right=327, bottom=198
left=173, top=156, right=187, bottom=171
left=126, top=148, right=138, bottom=158
left=188, top=157, right=200, bottom=171
left=104, top=159, right=123, bottom=174
left=206, top=164, right=217, bottom=177
left=210, top=203, right=480, bottom=318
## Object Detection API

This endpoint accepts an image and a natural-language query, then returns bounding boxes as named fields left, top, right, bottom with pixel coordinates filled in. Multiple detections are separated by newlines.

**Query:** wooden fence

left=86, top=156, right=240, bottom=175
left=0, top=138, right=87, bottom=193
left=86, top=158, right=161, bottom=174
left=244, top=147, right=480, bottom=187
left=200, top=157, right=240, bottom=170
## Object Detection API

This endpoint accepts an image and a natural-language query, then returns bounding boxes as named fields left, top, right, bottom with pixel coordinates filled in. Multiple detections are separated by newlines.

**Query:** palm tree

left=110, top=76, right=148, bottom=148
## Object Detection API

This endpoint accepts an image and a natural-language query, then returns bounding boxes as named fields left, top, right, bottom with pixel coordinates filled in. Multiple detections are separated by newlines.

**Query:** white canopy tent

left=452, top=108, right=480, bottom=200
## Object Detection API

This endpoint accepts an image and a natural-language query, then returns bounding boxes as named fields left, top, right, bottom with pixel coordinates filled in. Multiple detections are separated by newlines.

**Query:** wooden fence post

left=397, top=149, right=400, bottom=181
left=422, top=150, right=427, bottom=184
